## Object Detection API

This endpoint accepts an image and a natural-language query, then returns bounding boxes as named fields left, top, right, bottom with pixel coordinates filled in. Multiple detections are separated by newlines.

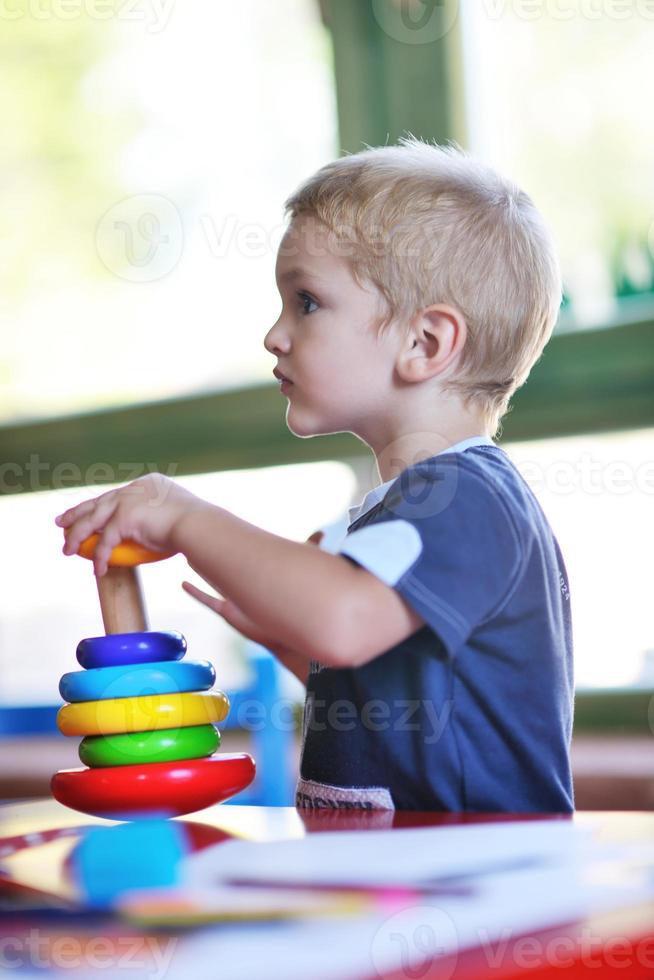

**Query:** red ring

left=51, top=754, right=256, bottom=819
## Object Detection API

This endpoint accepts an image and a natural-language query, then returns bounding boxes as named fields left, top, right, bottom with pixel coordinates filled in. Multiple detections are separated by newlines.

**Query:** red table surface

left=0, top=800, right=652, bottom=979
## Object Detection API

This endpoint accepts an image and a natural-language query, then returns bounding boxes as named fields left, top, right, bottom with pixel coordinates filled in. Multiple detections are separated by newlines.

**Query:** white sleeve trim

left=338, top=520, right=423, bottom=586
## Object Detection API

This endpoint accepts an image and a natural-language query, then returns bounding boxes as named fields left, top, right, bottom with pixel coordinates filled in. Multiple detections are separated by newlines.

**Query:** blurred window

left=460, top=1, right=654, bottom=328
left=0, top=0, right=337, bottom=423
left=506, top=429, right=654, bottom=689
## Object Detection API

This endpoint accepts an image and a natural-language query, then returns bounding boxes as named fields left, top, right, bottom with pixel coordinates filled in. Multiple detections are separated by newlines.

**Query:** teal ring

left=59, top=659, right=216, bottom=703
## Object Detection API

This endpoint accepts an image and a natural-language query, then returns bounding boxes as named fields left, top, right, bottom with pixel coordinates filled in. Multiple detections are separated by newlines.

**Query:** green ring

left=78, top=724, right=221, bottom=768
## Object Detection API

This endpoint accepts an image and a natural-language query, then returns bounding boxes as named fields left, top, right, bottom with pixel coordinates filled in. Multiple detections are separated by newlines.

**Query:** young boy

left=56, top=137, right=574, bottom=813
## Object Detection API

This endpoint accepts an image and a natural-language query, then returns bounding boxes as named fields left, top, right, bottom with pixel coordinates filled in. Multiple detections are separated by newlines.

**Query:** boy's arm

left=183, top=530, right=327, bottom=685
left=182, top=579, right=310, bottom=684
left=56, top=476, right=424, bottom=671
left=172, top=504, right=424, bottom=669
left=259, top=644, right=309, bottom=684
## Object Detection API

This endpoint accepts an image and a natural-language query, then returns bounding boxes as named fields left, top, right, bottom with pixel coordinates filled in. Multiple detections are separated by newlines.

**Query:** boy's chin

left=285, top=408, right=336, bottom=439
left=287, top=420, right=330, bottom=438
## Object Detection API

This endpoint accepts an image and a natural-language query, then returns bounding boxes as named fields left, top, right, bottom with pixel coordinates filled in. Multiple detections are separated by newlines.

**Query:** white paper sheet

left=185, top=819, right=593, bottom=888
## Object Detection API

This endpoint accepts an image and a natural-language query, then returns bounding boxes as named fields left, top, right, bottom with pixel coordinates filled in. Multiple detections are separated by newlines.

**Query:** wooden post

left=96, top=567, right=148, bottom=634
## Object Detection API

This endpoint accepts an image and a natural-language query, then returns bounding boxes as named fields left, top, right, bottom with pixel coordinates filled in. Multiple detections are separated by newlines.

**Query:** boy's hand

left=54, top=474, right=207, bottom=578
left=181, top=581, right=272, bottom=648
left=182, top=530, right=325, bottom=640
left=181, top=581, right=308, bottom=684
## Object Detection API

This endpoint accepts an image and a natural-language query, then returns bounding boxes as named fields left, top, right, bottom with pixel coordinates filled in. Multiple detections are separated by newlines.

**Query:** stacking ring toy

left=79, top=724, right=220, bottom=768
left=51, top=754, right=257, bottom=819
left=54, top=530, right=255, bottom=819
left=57, top=691, right=230, bottom=737
left=78, top=534, right=174, bottom=566
left=76, top=630, right=186, bottom=669
left=60, top=660, right=216, bottom=703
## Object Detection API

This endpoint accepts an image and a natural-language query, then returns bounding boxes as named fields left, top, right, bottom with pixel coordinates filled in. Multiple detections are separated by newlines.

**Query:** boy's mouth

left=273, top=368, right=293, bottom=384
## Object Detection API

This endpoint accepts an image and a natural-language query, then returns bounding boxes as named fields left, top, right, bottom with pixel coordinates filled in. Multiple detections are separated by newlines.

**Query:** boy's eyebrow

left=277, top=267, right=328, bottom=285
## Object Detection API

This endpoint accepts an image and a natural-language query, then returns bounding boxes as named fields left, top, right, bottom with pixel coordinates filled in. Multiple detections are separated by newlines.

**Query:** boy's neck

left=372, top=416, right=493, bottom=484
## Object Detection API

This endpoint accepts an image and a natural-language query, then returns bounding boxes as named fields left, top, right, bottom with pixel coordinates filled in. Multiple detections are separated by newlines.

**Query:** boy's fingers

left=55, top=499, right=97, bottom=527
left=56, top=487, right=116, bottom=527
left=92, top=519, right=123, bottom=578
left=62, top=496, right=118, bottom=557
left=183, top=582, right=269, bottom=648
left=182, top=583, right=255, bottom=637
left=182, top=581, right=225, bottom=614
left=306, top=530, right=324, bottom=546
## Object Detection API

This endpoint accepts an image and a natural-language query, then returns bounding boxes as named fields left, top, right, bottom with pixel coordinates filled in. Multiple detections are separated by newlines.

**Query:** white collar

left=347, top=436, right=497, bottom=525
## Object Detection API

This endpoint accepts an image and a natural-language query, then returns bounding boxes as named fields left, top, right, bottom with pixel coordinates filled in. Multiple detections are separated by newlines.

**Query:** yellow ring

left=78, top=534, right=174, bottom=567
left=57, top=691, right=230, bottom=737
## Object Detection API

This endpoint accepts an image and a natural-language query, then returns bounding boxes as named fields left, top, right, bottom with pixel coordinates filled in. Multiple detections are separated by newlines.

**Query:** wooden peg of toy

left=78, top=535, right=174, bottom=636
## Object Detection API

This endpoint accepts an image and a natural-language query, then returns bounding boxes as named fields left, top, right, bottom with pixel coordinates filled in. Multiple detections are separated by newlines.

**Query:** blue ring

left=60, top=659, right=216, bottom=703
left=76, top=630, right=186, bottom=670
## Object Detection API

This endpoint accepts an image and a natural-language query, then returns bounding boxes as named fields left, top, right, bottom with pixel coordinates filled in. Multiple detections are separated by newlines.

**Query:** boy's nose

left=263, top=320, right=291, bottom=355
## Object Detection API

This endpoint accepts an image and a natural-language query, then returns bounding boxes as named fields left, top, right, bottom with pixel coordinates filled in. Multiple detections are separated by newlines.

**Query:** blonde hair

left=284, top=136, right=562, bottom=438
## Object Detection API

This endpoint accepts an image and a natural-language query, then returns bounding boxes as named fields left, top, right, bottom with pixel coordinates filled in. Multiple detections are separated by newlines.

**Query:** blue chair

left=0, top=704, right=60, bottom=736
left=221, top=643, right=296, bottom=806
left=0, top=645, right=296, bottom=806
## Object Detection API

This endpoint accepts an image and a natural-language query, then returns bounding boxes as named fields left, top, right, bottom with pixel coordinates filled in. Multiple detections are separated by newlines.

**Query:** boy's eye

left=297, top=291, right=319, bottom=315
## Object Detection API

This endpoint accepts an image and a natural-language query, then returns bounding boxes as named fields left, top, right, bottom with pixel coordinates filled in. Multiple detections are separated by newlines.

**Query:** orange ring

left=78, top=534, right=173, bottom=567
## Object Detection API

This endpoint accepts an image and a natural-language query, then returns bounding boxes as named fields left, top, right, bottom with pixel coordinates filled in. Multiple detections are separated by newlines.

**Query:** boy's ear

left=396, top=304, right=467, bottom=384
